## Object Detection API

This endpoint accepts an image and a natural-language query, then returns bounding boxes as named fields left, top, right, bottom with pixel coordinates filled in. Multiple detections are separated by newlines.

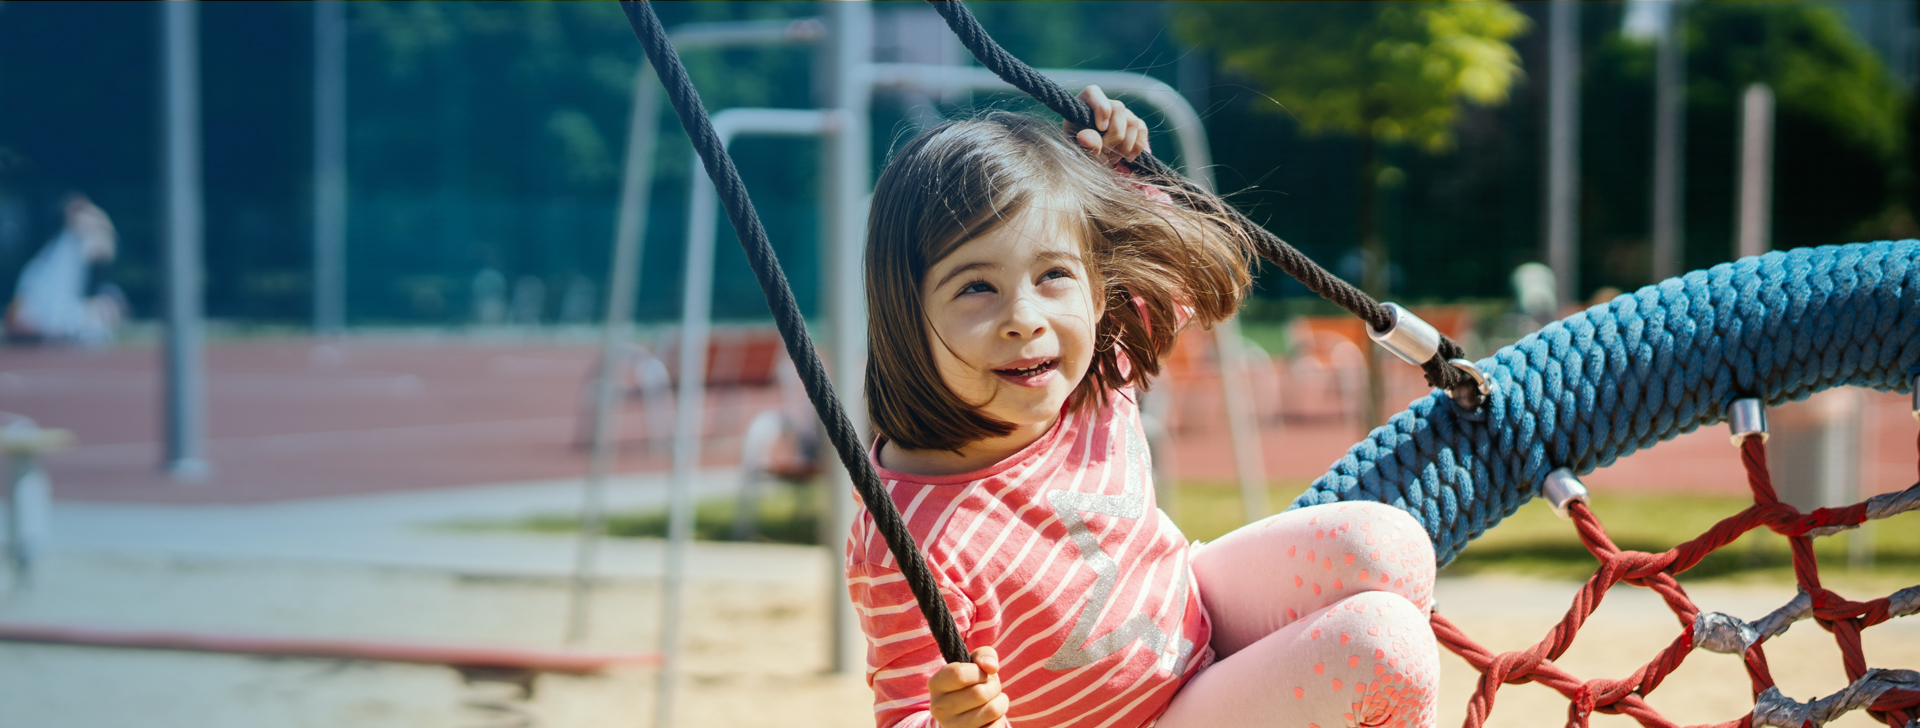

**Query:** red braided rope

left=1434, top=431, right=1920, bottom=728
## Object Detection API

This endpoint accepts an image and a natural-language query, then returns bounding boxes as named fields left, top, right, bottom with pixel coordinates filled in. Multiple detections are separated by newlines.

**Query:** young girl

left=849, top=88, right=1439, bottom=728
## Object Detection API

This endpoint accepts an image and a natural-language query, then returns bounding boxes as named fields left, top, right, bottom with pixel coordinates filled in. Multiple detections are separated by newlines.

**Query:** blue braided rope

left=1293, top=241, right=1920, bottom=565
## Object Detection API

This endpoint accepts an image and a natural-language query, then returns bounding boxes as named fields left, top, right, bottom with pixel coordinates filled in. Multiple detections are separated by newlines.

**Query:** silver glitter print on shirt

left=1043, top=420, right=1194, bottom=674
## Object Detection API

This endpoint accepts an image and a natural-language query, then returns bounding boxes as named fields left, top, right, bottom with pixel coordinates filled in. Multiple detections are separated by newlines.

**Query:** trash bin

left=1766, top=387, right=1868, bottom=564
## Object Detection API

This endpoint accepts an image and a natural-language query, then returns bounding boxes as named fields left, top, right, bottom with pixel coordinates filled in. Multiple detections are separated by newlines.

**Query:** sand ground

left=0, top=456, right=1913, bottom=728
left=2, top=545, right=1916, bottom=728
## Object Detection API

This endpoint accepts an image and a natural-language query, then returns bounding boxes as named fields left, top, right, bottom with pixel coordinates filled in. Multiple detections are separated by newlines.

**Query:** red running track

left=4, top=337, right=1914, bottom=505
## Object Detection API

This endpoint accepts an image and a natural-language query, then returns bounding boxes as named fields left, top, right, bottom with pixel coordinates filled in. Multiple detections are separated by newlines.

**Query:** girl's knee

left=1297, top=502, right=1436, bottom=599
left=1333, top=593, right=1438, bottom=681
left=1303, top=593, right=1438, bottom=727
left=1334, top=501, right=1431, bottom=550
left=1332, top=592, right=1434, bottom=650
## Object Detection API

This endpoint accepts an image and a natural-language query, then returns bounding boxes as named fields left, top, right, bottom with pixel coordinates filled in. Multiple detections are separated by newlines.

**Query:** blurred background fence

left=4, top=4, right=1920, bottom=726
left=5, top=1, right=1916, bottom=331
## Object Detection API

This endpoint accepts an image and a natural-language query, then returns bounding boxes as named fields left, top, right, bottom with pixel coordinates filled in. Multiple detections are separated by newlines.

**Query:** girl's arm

left=849, top=559, right=982, bottom=728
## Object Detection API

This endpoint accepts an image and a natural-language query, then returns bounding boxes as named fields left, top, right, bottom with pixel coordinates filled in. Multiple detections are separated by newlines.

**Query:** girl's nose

left=1003, top=298, right=1047, bottom=339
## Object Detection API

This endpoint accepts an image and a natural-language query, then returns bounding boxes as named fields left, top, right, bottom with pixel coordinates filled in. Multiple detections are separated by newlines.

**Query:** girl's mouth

left=993, top=358, right=1059, bottom=386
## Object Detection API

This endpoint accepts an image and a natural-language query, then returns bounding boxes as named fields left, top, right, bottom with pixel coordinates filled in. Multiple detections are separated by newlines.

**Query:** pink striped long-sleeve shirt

left=846, top=393, right=1212, bottom=728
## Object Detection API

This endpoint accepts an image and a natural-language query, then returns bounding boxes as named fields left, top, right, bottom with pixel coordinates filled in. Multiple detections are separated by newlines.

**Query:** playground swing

left=618, top=0, right=1920, bottom=726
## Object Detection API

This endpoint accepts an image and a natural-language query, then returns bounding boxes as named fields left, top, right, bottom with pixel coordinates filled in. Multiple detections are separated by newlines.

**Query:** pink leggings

left=1155, top=501, right=1439, bottom=728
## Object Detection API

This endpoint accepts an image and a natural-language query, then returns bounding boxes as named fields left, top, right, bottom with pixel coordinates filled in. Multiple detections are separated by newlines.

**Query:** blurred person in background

left=1510, top=261, right=1558, bottom=334
left=5, top=193, right=124, bottom=346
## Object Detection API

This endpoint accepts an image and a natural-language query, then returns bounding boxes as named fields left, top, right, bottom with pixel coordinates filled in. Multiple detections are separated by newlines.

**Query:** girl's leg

left=1190, top=501, right=1434, bottom=658
left=1154, top=591, right=1438, bottom=728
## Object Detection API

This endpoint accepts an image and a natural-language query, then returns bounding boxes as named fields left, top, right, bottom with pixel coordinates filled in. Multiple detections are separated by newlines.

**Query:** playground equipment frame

left=586, top=10, right=1276, bottom=727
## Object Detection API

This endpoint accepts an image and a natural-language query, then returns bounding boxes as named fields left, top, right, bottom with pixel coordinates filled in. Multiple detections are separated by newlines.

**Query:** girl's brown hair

left=865, top=111, right=1256, bottom=452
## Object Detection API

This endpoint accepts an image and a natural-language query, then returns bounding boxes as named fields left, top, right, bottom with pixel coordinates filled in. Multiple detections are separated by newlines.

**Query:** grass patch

left=1438, top=490, right=1920, bottom=588
left=471, top=482, right=823, bottom=545
left=1165, top=481, right=1311, bottom=543
left=1172, top=483, right=1920, bottom=588
left=464, top=480, right=1920, bottom=589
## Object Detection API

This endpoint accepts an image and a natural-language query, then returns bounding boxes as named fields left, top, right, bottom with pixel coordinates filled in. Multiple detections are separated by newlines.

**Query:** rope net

left=1434, top=429, right=1920, bottom=728
left=621, top=3, right=1920, bottom=719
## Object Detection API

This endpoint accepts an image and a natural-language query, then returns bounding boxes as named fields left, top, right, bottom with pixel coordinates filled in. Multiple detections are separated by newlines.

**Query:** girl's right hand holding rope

left=928, top=646, right=1009, bottom=728
left=1067, top=85, right=1150, bottom=163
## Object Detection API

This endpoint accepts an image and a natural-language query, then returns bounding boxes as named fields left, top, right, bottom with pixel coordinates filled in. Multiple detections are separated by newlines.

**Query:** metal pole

left=1544, top=0, right=1581, bottom=309
left=313, top=0, right=347, bottom=334
left=161, top=0, right=209, bottom=482
left=1735, top=84, right=1774, bottom=260
left=655, top=109, right=833, bottom=728
left=820, top=0, right=872, bottom=677
left=865, top=66, right=1209, bottom=162
left=567, top=62, right=659, bottom=645
left=1214, top=320, right=1269, bottom=522
left=1185, top=152, right=1268, bottom=523
left=655, top=147, right=718, bottom=728
left=567, top=17, right=823, bottom=647
left=1833, top=389, right=1869, bottom=568
left=1650, top=0, right=1684, bottom=282
left=2, top=418, right=70, bottom=588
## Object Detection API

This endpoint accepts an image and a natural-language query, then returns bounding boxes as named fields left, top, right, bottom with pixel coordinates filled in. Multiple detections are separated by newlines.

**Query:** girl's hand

left=927, top=646, right=1009, bottom=728
left=1067, top=85, right=1151, bottom=163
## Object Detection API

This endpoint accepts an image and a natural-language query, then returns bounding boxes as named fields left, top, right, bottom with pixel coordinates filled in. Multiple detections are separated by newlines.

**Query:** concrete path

left=34, top=468, right=818, bottom=582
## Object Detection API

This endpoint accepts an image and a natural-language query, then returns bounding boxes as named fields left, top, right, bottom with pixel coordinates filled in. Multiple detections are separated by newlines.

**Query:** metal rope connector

left=1447, top=359, right=1492, bottom=411
left=1910, top=373, right=1918, bottom=422
left=1367, top=303, right=1441, bottom=367
left=1727, top=398, right=1768, bottom=446
left=1541, top=468, right=1589, bottom=520
left=1694, top=589, right=1812, bottom=655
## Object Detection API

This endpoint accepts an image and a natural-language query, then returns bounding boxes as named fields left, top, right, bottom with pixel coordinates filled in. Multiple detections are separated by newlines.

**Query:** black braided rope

left=617, top=0, right=972, bottom=665
left=925, top=0, right=1473, bottom=393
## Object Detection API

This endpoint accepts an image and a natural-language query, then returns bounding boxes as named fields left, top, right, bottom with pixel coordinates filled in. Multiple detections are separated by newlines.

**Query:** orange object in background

left=1158, top=307, right=1481, bottom=438
left=653, top=326, right=791, bottom=387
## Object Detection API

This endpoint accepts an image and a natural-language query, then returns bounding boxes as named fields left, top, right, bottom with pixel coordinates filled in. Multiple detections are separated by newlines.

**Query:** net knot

left=1752, top=686, right=1814, bottom=728
left=1810, top=588, right=1878, bottom=625
left=1693, top=611, right=1760, bottom=655
left=1753, top=669, right=1920, bottom=727
left=1566, top=683, right=1598, bottom=727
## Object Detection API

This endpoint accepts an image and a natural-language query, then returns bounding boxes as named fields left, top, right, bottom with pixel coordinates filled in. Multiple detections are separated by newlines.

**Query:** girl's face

left=920, top=205, right=1099, bottom=444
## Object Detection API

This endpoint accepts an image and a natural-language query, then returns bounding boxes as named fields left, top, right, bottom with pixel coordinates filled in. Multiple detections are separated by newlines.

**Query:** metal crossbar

left=1433, top=413, right=1920, bottom=728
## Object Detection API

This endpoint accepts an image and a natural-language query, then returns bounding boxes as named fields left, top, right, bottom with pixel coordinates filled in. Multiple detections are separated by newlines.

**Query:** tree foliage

left=1682, top=1, right=1903, bottom=164
left=1584, top=0, right=1907, bottom=270
left=351, top=1, right=820, bottom=192
left=1174, top=1, right=1531, bottom=152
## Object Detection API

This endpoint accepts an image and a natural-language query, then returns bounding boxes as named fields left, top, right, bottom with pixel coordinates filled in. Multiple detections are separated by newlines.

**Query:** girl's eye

left=1040, top=268, right=1073, bottom=282
left=958, top=281, right=995, bottom=296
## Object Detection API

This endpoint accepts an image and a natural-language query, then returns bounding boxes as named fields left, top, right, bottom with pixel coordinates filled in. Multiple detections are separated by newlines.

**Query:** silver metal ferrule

left=1727, top=398, right=1768, bottom=446
left=1448, top=359, right=1491, bottom=398
left=1542, top=468, right=1589, bottom=520
left=1368, top=302, right=1442, bottom=366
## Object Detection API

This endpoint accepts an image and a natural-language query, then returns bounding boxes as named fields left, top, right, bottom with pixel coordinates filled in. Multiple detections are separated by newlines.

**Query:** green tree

left=1176, top=1, right=1529, bottom=427
left=1685, top=1, right=1901, bottom=164
left=1176, top=1, right=1530, bottom=297
left=1682, top=2, right=1906, bottom=253
left=1580, top=1, right=1904, bottom=288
